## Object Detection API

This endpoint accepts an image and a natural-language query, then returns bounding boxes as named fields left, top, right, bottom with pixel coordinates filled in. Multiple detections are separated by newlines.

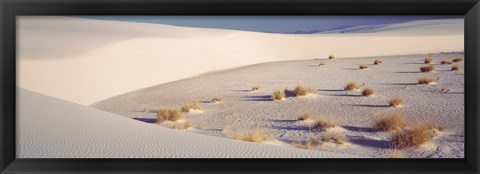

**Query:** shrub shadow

left=348, top=136, right=391, bottom=149
left=342, top=126, right=379, bottom=133
left=132, top=118, right=157, bottom=124
left=244, top=95, right=272, bottom=101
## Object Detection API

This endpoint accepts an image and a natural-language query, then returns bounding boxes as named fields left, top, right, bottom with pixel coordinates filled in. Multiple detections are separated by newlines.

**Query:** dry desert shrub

left=157, top=109, right=184, bottom=123
left=294, top=86, right=317, bottom=96
left=184, top=121, right=193, bottom=129
left=362, top=87, right=375, bottom=96
left=212, top=97, right=223, bottom=103
left=390, top=124, right=433, bottom=149
left=181, top=102, right=201, bottom=112
left=272, top=90, right=285, bottom=101
left=420, top=65, right=435, bottom=72
left=329, top=55, right=336, bottom=59
left=424, top=56, right=433, bottom=64
left=228, top=129, right=275, bottom=143
left=321, top=133, right=347, bottom=145
left=441, top=60, right=453, bottom=65
left=374, top=59, right=382, bottom=65
left=389, top=151, right=405, bottom=158
left=374, top=113, right=406, bottom=132
left=251, top=85, right=260, bottom=91
left=312, top=118, right=337, bottom=131
left=344, top=82, right=359, bottom=91
left=319, top=62, right=326, bottom=66
left=297, top=113, right=312, bottom=121
left=292, top=140, right=315, bottom=150
left=359, top=64, right=369, bottom=69
left=417, top=121, right=447, bottom=132
left=451, top=65, right=460, bottom=71
left=453, top=57, right=464, bottom=62
left=418, top=77, right=439, bottom=84
left=389, top=97, right=403, bottom=108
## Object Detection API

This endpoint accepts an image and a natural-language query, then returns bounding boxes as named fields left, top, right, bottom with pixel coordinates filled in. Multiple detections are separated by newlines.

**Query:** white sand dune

left=18, top=17, right=463, bottom=105
left=17, top=88, right=358, bottom=158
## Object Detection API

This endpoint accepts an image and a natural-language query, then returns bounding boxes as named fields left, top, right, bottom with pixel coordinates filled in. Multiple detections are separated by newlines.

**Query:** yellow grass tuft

left=389, top=97, right=403, bottom=108
left=292, top=140, right=316, bottom=150
left=272, top=90, right=285, bottom=101
left=181, top=102, right=201, bottom=112
left=420, top=65, right=435, bottom=72
left=297, top=113, right=312, bottom=121
left=184, top=121, right=193, bottom=129
left=453, top=57, right=464, bottom=62
left=359, top=64, right=369, bottom=69
left=312, top=118, right=337, bottom=131
left=344, top=82, right=359, bottom=91
left=424, top=56, right=433, bottom=64
left=328, top=55, right=336, bottom=59
left=251, top=85, right=260, bottom=91
left=321, top=133, right=347, bottom=145
left=212, top=97, right=223, bottom=103
left=319, top=62, right=326, bottom=66
left=362, top=87, right=375, bottom=96
left=374, top=59, right=382, bottom=65
left=391, top=124, right=433, bottom=149
left=228, top=129, right=275, bottom=143
left=374, top=113, right=406, bottom=132
left=451, top=65, right=460, bottom=71
left=157, top=109, right=184, bottom=123
left=294, top=86, right=317, bottom=96
left=441, top=60, right=452, bottom=65
left=389, top=151, right=404, bottom=158
left=418, top=77, right=439, bottom=84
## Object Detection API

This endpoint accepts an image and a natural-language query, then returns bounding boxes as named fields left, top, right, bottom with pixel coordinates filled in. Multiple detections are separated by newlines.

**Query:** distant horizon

left=79, top=16, right=462, bottom=34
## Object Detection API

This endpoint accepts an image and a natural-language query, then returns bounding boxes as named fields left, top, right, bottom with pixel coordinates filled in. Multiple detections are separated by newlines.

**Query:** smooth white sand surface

left=18, top=17, right=463, bottom=105
left=94, top=53, right=464, bottom=158
left=17, top=88, right=359, bottom=158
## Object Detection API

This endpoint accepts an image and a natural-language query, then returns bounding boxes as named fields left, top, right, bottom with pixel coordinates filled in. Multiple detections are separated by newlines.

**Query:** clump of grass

left=272, top=90, right=285, bottom=101
left=294, top=86, right=317, bottom=96
left=441, top=60, right=452, bottom=65
left=418, top=77, right=439, bottom=84
left=319, top=62, right=326, bottom=66
left=374, top=113, right=406, bottom=132
left=420, top=65, right=435, bottom=72
left=359, top=64, right=369, bottom=69
left=453, top=57, right=464, bottom=62
left=389, top=151, right=404, bottom=158
left=228, top=129, right=275, bottom=143
left=297, top=113, right=312, bottom=121
left=292, top=140, right=315, bottom=150
left=251, top=85, right=260, bottom=91
left=418, top=121, right=447, bottom=132
left=181, top=102, right=201, bottom=112
left=211, top=97, right=223, bottom=103
left=374, top=59, right=382, bottom=65
left=321, top=133, right=346, bottom=145
left=389, top=97, right=403, bottom=108
left=344, top=82, right=359, bottom=91
left=157, top=109, right=184, bottom=123
left=312, top=118, right=337, bottom=131
left=184, top=121, right=193, bottom=129
left=391, top=124, right=433, bottom=149
left=362, top=87, right=375, bottom=96
left=328, top=55, right=336, bottom=59
left=424, top=56, right=433, bottom=64
left=451, top=65, right=460, bottom=71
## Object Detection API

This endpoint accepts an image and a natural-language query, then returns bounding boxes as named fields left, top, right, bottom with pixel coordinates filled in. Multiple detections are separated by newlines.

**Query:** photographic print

left=17, top=16, right=464, bottom=158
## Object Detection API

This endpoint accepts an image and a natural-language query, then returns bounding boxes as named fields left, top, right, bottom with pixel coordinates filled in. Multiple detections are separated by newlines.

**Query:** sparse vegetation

left=374, top=113, right=406, bottom=132
left=374, top=59, right=382, bottom=65
left=389, top=151, right=404, bottom=158
left=297, top=113, right=312, bottom=121
left=184, top=121, right=193, bottom=129
left=251, top=85, right=260, bottom=91
left=344, top=82, right=359, bottom=91
left=418, top=77, right=439, bottom=84
left=292, top=140, right=316, bottom=150
left=157, top=109, right=184, bottom=123
left=451, top=65, right=460, bottom=71
left=389, top=97, right=403, bottom=108
left=391, top=124, right=433, bottom=149
left=319, top=62, right=326, bottom=66
left=453, top=57, right=464, bottom=62
left=312, top=118, right=337, bottom=131
left=294, top=86, right=317, bottom=96
left=272, top=90, right=285, bottom=101
left=212, top=97, right=223, bottom=103
left=321, top=133, right=346, bottom=145
left=362, top=87, right=375, bottom=96
left=420, top=65, right=435, bottom=72
left=329, top=55, right=336, bottom=59
left=181, top=102, right=201, bottom=112
left=359, top=64, right=369, bottom=69
left=228, top=129, right=275, bottom=143
left=417, top=121, right=447, bottom=132
left=441, top=60, right=452, bottom=65
left=424, top=56, right=433, bottom=64
left=441, top=87, right=450, bottom=93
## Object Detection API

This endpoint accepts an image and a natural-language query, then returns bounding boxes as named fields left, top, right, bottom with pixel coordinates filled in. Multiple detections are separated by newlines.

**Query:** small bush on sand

left=374, top=113, right=406, bottom=132
left=374, top=59, right=382, bottom=65
left=391, top=124, right=434, bottom=149
left=451, top=65, right=460, bottom=71
left=344, top=82, right=359, bottom=91
left=453, top=57, right=464, bottom=62
left=389, top=97, right=403, bottom=108
left=181, top=102, right=201, bottom=112
left=297, top=113, right=312, bottom=121
left=157, top=109, right=184, bottom=123
left=228, top=129, right=275, bottom=143
left=420, top=65, right=435, bottom=72
left=424, top=56, right=433, bottom=64
left=294, top=86, right=317, bottom=96
left=418, top=77, right=439, bottom=84
left=329, top=55, right=336, bottom=59
left=272, top=90, right=285, bottom=101
left=292, top=140, right=316, bottom=150
left=362, top=87, right=375, bottom=96
left=359, top=64, right=369, bottom=69
left=418, top=121, right=447, bottom=132
left=251, top=85, right=260, bottom=91
left=312, top=118, right=337, bottom=131
left=441, top=60, right=452, bottom=65
left=389, top=151, right=404, bottom=158
left=212, top=97, right=223, bottom=103
left=184, top=121, right=193, bottom=129
left=319, top=62, right=326, bottom=66
left=321, top=133, right=347, bottom=145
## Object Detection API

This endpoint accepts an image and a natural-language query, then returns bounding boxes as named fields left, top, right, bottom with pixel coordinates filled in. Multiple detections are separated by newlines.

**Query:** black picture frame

left=1, top=0, right=479, bottom=173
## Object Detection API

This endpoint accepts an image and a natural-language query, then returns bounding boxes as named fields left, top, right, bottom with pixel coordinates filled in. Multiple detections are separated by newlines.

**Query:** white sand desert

left=17, top=16, right=464, bottom=158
